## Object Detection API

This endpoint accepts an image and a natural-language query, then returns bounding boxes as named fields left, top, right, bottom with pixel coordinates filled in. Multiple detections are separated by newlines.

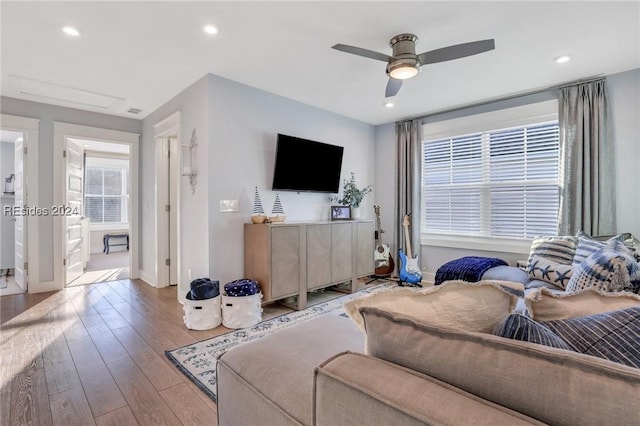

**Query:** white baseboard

left=137, top=270, right=157, bottom=287
left=29, top=280, right=62, bottom=294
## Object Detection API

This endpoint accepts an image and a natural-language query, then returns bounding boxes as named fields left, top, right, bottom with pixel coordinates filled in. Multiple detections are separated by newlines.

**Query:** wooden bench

left=103, top=233, right=129, bottom=254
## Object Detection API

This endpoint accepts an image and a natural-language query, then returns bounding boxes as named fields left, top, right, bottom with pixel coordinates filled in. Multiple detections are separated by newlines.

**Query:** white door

left=65, top=138, right=84, bottom=284
left=14, top=135, right=26, bottom=290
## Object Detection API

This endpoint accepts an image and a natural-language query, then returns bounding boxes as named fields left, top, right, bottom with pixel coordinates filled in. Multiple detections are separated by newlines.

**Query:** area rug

left=165, top=283, right=391, bottom=402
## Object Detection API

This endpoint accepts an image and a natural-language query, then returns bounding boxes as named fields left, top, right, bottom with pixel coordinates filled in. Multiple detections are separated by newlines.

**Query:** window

left=421, top=102, right=559, bottom=244
left=84, top=160, right=128, bottom=225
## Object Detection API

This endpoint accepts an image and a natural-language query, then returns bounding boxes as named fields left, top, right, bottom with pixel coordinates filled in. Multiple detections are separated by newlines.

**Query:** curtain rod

left=398, top=74, right=606, bottom=124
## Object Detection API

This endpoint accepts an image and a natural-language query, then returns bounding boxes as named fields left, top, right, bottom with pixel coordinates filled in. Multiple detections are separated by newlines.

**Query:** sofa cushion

left=216, top=315, right=364, bottom=426
left=344, top=280, right=521, bottom=333
left=493, top=313, right=573, bottom=350
left=566, top=240, right=640, bottom=294
left=526, top=235, right=577, bottom=268
left=314, top=352, right=545, bottom=426
left=527, top=255, right=574, bottom=290
left=360, top=307, right=640, bottom=426
left=572, top=230, right=626, bottom=266
left=525, top=287, right=640, bottom=321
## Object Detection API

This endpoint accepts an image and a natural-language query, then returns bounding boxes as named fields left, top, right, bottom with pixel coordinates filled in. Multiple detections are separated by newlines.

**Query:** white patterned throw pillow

left=528, top=255, right=574, bottom=290
left=566, top=240, right=640, bottom=294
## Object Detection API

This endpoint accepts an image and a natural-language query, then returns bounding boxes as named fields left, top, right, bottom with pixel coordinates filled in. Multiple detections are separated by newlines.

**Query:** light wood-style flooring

left=0, top=279, right=234, bottom=426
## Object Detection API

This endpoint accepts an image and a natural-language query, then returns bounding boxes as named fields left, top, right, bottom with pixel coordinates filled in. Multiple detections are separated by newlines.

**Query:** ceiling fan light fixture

left=387, top=58, right=420, bottom=80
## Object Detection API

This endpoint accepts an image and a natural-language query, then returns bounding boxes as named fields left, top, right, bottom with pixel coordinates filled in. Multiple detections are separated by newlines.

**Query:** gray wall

left=0, top=97, right=141, bottom=282
left=374, top=68, right=640, bottom=279
left=206, top=74, right=375, bottom=289
left=140, top=73, right=375, bottom=299
left=140, top=75, right=211, bottom=290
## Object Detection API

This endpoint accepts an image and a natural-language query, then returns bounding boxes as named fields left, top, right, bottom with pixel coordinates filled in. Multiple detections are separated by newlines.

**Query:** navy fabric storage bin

left=224, top=279, right=260, bottom=297
left=189, top=278, right=220, bottom=300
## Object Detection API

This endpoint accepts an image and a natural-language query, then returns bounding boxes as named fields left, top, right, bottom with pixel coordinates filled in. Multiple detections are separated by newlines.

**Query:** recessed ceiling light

left=383, top=101, right=395, bottom=108
left=553, top=54, right=571, bottom=64
left=61, top=25, right=81, bottom=37
left=203, top=25, right=219, bottom=35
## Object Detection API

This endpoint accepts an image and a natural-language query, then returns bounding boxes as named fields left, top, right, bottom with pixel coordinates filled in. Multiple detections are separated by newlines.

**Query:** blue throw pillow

left=566, top=239, right=640, bottom=294
left=493, top=313, right=573, bottom=350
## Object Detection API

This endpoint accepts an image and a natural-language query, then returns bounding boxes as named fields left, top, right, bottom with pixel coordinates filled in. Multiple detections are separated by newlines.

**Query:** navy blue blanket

left=435, top=256, right=508, bottom=286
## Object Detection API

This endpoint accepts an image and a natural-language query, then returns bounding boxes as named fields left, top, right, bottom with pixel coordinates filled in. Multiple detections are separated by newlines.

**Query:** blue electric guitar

left=398, top=214, right=422, bottom=286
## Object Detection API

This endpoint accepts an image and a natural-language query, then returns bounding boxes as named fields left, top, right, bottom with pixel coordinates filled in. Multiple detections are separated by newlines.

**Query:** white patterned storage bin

left=183, top=295, right=222, bottom=331
left=222, top=293, right=263, bottom=329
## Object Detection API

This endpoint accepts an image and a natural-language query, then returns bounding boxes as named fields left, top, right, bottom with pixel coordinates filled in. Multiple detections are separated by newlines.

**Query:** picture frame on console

left=331, top=205, right=352, bottom=221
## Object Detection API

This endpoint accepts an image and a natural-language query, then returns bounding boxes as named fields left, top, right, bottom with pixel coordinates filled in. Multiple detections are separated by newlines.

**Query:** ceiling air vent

left=127, top=107, right=142, bottom=114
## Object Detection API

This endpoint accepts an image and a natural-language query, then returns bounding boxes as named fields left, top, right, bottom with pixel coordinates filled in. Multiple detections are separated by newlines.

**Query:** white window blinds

left=422, top=121, right=559, bottom=239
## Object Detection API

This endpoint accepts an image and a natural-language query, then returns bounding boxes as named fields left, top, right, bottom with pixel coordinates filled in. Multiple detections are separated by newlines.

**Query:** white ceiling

left=2, top=1, right=639, bottom=125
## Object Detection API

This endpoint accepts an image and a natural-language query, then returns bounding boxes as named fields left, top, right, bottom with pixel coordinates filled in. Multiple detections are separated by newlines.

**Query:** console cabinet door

left=331, top=223, right=352, bottom=282
left=356, top=221, right=375, bottom=277
left=270, top=226, right=300, bottom=299
left=306, top=224, right=331, bottom=289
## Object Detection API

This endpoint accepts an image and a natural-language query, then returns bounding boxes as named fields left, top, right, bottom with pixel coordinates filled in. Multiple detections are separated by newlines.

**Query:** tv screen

left=272, top=134, right=344, bottom=193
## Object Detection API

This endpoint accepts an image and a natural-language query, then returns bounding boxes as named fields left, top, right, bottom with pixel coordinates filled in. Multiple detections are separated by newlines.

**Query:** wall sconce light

left=182, top=128, right=198, bottom=194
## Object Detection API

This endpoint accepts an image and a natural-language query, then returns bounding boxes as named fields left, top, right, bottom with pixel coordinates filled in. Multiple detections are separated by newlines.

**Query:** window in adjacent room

left=84, top=156, right=129, bottom=226
left=421, top=100, right=559, bottom=250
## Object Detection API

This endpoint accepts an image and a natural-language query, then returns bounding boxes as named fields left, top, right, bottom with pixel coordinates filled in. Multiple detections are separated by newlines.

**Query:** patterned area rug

left=165, top=283, right=390, bottom=402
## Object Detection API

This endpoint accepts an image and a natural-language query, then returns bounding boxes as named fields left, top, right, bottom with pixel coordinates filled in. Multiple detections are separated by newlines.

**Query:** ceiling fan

left=332, top=34, right=495, bottom=98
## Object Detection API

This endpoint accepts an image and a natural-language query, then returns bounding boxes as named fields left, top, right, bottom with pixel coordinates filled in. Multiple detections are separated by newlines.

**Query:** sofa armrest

left=313, top=352, right=545, bottom=426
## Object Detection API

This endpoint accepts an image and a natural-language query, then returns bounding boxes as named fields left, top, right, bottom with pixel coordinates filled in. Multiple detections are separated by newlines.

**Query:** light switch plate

left=219, top=199, right=239, bottom=212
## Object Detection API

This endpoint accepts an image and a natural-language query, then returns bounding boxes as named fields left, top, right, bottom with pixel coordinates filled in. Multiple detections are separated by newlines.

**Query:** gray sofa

left=216, top=312, right=640, bottom=426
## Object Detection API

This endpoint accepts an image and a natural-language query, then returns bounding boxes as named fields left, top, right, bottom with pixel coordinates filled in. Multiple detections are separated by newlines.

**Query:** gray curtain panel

left=395, top=119, right=423, bottom=268
left=558, top=78, right=616, bottom=236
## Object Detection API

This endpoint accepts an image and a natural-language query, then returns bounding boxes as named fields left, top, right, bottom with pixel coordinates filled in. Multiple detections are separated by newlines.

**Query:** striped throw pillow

left=572, top=231, right=626, bottom=266
left=566, top=240, right=640, bottom=294
left=493, top=313, right=573, bottom=350
left=496, top=306, right=640, bottom=369
left=543, top=306, right=640, bottom=369
left=527, top=236, right=577, bottom=269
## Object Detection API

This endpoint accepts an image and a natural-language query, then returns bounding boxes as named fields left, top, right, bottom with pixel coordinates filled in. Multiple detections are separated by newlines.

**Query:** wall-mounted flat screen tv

left=272, top=134, right=344, bottom=193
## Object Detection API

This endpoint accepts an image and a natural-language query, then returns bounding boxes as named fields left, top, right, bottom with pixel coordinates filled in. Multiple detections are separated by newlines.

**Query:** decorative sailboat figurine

left=269, top=193, right=286, bottom=223
left=251, top=187, right=268, bottom=224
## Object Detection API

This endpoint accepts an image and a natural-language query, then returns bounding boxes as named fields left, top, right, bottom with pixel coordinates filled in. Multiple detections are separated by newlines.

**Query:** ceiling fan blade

left=332, top=44, right=393, bottom=62
left=385, top=78, right=403, bottom=98
left=417, top=39, right=495, bottom=65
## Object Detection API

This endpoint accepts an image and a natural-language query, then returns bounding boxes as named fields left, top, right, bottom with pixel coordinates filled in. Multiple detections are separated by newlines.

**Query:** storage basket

left=183, top=294, right=222, bottom=330
left=222, top=293, right=263, bottom=329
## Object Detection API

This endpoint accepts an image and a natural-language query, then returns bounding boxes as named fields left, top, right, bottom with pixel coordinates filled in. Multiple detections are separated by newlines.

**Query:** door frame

left=0, top=114, right=39, bottom=292
left=53, top=122, right=139, bottom=289
left=152, top=111, right=181, bottom=288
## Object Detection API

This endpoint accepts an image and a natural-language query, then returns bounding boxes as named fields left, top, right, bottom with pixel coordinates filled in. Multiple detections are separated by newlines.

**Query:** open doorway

left=66, top=139, right=131, bottom=287
left=53, top=121, right=139, bottom=290
left=0, top=129, right=25, bottom=295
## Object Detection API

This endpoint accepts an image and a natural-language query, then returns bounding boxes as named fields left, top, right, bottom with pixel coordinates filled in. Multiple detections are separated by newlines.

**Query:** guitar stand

left=397, top=280, right=422, bottom=288
left=365, top=274, right=392, bottom=285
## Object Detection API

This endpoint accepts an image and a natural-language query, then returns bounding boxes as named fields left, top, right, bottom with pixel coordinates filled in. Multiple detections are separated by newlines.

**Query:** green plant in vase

left=338, top=172, right=372, bottom=218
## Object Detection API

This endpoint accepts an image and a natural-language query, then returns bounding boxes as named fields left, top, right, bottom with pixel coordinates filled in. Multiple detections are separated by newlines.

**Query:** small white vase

left=351, top=207, right=360, bottom=219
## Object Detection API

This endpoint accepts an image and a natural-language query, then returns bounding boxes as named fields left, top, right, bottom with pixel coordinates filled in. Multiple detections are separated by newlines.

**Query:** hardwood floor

left=0, top=279, right=230, bottom=426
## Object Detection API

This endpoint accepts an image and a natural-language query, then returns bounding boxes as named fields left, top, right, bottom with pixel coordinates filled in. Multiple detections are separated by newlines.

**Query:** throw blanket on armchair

left=435, top=256, right=508, bottom=285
